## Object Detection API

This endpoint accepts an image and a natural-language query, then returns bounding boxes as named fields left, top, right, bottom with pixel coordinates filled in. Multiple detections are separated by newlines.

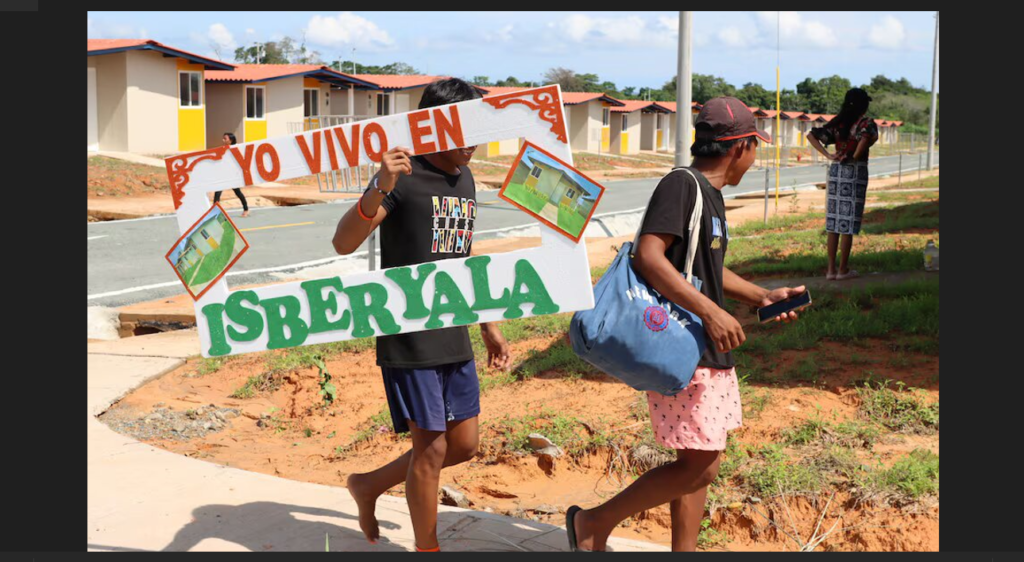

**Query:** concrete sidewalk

left=87, top=330, right=666, bottom=552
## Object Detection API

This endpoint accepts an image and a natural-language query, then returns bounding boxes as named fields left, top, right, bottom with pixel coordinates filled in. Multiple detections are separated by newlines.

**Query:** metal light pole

left=927, top=11, right=939, bottom=170
left=675, top=11, right=693, bottom=168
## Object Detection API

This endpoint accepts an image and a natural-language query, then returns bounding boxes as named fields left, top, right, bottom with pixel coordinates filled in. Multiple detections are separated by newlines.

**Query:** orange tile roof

left=652, top=101, right=703, bottom=113
left=87, top=39, right=234, bottom=70
left=610, top=100, right=656, bottom=113
left=206, top=64, right=375, bottom=87
left=780, top=111, right=805, bottom=120
left=562, top=92, right=624, bottom=105
left=479, top=87, right=624, bottom=106
left=350, top=74, right=447, bottom=90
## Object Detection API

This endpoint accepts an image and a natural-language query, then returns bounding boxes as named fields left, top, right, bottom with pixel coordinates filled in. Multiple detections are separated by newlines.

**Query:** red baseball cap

left=695, top=97, right=772, bottom=144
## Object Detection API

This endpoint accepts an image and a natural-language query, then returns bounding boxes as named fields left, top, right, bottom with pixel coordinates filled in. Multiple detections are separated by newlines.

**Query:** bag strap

left=632, top=168, right=705, bottom=284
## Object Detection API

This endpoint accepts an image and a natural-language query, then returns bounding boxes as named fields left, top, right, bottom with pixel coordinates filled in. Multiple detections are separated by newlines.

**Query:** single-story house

left=477, top=87, right=625, bottom=156
left=87, top=39, right=235, bottom=154
left=523, top=158, right=590, bottom=209
left=204, top=64, right=376, bottom=146
left=652, top=101, right=702, bottom=149
left=172, top=211, right=229, bottom=276
left=333, top=74, right=451, bottom=119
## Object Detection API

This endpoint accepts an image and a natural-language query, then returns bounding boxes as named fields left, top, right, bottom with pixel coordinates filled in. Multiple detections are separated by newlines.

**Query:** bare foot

left=573, top=508, right=605, bottom=552
left=241, top=210, right=250, bottom=217
left=346, top=473, right=380, bottom=543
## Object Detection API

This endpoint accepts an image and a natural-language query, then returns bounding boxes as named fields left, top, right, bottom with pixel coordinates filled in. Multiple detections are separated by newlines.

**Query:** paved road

left=87, top=153, right=937, bottom=308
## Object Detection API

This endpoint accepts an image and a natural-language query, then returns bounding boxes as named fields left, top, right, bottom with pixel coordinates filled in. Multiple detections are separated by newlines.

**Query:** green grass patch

left=736, top=280, right=939, bottom=361
left=339, top=407, right=394, bottom=452
left=890, top=174, right=940, bottom=190
left=189, top=356, right=230, bottom=377
left=231, top=371, right=281, bottom=399
left=502, top=181, right=549, bottom=213
left=855, top=448, right=939, bottom=502
left=781, top=417, right=880, bottom=448
left=188, top=226, right=237, bottom=286
left=862, top=201, right=939, bottom=234
left=857, top=380, right=938, bottom=433
left=738, top=375, right=771, bottom=419
left=731, top=212, right=819, bottom=237
left=739, top=444, right=825, bottom=497
left=513, top=340, right=597, bottom=380
left=490, top=409, right=613, bottom=458
left=557, top=204, right=587, bottom=238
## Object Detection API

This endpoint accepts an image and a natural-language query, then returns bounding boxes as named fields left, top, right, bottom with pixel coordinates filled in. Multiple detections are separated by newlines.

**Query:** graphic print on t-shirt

left=431, top=195, right=476, bottom=254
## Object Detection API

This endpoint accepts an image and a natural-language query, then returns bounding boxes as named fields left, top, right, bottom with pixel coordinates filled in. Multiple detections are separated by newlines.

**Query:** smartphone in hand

left=757, top=290, right=812, bottom=323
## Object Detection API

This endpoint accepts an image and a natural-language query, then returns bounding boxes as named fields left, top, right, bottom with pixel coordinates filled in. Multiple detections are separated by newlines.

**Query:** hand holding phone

left=757, top=288, right=812, bottom=324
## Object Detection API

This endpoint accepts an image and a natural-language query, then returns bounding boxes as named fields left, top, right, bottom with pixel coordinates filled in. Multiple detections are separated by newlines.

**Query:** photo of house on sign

left=499, top=141, right=606, bottom=242
left=165, top=203, right=250, bottom=300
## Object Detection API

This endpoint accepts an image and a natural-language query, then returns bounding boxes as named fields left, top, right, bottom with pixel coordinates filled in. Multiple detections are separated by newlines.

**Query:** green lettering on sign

left=503, top=259, right=560, bottom=319
left=262, top=296, right=310, bottom=349
left=465, top=255, right=510, bottom=311
left=225, top=290, right=264, bottom=342
left=345, top=282, right=401, bottom=338
left=384, top=263, right=437, bottom=320
left=301, top=277, right=352, bottom=334
left=201, top=303, right=231, bottom=356
left=425, top=271, right=480, bottom=329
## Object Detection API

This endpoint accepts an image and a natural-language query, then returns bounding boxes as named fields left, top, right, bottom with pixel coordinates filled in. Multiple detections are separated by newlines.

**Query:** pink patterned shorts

left=646, top=366, right=743, bottom=451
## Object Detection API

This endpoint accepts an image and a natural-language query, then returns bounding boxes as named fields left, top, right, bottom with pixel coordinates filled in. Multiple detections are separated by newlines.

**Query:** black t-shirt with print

left=638, top=168, right=733, bottom=369
left=370, top=155, right=477, bottom=368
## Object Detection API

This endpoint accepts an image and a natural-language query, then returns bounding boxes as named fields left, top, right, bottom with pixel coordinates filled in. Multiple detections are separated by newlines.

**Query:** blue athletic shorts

left=380, top=359, right=480, bottom=433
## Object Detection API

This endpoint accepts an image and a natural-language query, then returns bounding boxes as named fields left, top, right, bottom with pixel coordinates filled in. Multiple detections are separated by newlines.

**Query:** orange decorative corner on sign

left=482, top=85, right=567, bottom=144
left=165, top=146, right=229, bottom=210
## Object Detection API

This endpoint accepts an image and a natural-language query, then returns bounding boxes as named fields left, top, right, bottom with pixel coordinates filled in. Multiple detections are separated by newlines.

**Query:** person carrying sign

left=331, top=78, right=511, bottom=552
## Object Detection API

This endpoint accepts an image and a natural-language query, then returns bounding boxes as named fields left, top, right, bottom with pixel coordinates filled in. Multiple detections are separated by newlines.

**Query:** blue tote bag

left=569, top=168, right=707, bottom=396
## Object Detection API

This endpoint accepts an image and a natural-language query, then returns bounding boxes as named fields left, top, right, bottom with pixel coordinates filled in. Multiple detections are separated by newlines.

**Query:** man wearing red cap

left=566, top=97, right=806, bottom=552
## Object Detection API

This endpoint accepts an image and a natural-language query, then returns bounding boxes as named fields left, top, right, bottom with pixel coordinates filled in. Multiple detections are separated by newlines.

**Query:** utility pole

left=927, top=11, right=939, bottom=170
left=675, top=11, right=693, bottom=168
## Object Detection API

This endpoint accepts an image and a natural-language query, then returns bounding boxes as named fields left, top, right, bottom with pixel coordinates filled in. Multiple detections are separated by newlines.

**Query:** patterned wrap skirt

left=825, top=161, right=869, bottom=235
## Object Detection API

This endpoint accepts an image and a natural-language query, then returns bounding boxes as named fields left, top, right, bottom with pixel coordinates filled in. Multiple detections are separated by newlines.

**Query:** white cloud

left=554, top=13, right=675, bottom=48
left=207, top=23, right=237, bottom=52
left=718, top=26, right=750, bottom=48
left=657, top=15, right=678, bottom=35
left=245, top=28, right=255, bottom=35
left=869, top=16, right=906, bottom=50
left=305, top=12, right=394, bottom=51
left=753, top=11, right=838, bottom=49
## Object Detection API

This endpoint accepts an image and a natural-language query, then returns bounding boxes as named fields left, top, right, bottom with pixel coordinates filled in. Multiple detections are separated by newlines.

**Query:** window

left=376, top=93, right=391, bottom=116
left=179, top=71, right=202, bottom=107
left=622, top=114, right=629, bottom=129
left=530, top=166, right=543, bottom=178
left=565, top=188, right=576, bottom=199
left=602, top=108, right=610, bottom=127
left=304, top=88, right=319, bottom=117
left=200, top=229, right=209, bottom=239
left=656, top=114, right=663, bottom=128
left=246, top=86, right=265, bottom=119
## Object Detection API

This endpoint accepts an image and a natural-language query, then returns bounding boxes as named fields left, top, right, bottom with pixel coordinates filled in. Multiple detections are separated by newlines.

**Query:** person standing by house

left=213, top=133, right=250, bottom=218
left=807, top=88, right=879, bottom=280
left=565, top=97, right=805, bottom=552
left=331, top=78, right=511, bottom=552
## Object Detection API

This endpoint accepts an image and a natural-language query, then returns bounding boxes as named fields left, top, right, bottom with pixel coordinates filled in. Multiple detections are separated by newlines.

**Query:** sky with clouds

left=87, top=11, right=938, bottom=92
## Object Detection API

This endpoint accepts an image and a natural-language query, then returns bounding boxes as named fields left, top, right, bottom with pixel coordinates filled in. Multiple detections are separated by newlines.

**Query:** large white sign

left=165, top=85, right=594, bottom=357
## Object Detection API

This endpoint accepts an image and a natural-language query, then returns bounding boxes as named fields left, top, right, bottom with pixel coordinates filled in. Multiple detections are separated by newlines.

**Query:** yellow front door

left=656, top=130, right=663, bottom=150
left=177, top=60, right=206, bottom=152
left=620, top=132, right=630, bottom=154
left=601, top=127, right=610, bottom=152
